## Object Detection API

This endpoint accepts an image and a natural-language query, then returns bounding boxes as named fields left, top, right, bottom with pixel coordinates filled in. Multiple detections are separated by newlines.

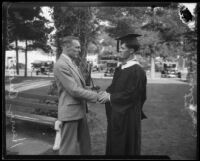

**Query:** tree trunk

left=25, top=40, right=28, bottom=77
left=15, top=39, right=19, bottom=75
left=80, top=35, right=87, bottom=59
left=79, top=37, right=91, bottom=85
left=150, top=55, right=155, bottom=79
left=56, top=35, right=62, bottom=61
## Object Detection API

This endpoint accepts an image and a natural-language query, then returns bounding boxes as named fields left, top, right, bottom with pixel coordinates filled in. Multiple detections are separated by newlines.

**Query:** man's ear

left=65, top=46, right=72, bottom=53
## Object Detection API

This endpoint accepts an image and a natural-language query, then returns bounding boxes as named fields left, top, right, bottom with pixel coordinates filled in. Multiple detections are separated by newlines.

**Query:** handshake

left=97, top=91, right=110, bottom=104
left=89, top=85, right=110, bottom=104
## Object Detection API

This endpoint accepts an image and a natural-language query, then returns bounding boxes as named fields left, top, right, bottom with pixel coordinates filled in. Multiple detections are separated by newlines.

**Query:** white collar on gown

left=120, top=59, right=140, bottom=69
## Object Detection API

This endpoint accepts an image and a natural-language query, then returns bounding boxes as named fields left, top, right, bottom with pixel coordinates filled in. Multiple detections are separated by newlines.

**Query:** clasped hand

left=97, top=91, right=110, bottom=104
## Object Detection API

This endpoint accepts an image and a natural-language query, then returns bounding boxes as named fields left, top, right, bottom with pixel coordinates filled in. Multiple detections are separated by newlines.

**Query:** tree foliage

left=94, top=4, right=197, bottom=79
left=7, top=5, right=53, bottom=51
left=5, top=3, right=53, bottom=76
left=52, top=7, right=101, bottom=83
left=53, top=7, right=100, bottom=59
left=50, top=4, right=196, bottom=80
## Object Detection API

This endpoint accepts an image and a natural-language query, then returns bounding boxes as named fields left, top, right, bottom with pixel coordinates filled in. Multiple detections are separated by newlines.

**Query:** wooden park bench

left=5, top=90, right=58, bottom=126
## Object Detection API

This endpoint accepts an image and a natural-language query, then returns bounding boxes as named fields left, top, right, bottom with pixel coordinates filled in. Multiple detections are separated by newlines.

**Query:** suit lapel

left=61, top=55, right=86, bottom=86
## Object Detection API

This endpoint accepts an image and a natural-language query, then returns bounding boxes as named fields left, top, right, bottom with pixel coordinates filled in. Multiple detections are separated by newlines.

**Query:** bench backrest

left=5, top=90, right=58, bottom=101
left=5, top=90, right=58, bottom=125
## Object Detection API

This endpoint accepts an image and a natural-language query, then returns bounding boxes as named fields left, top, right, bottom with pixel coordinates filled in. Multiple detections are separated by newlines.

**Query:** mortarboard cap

left=116, top=33, right=142, bottom=52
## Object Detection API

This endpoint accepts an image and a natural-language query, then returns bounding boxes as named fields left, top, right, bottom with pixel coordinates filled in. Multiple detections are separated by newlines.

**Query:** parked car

left=104, top=61, right=118, bottom=77
left=161, top=62, right=181, bottom=78
left=92, top=63, right=106, bottom=72
left=31, top=60, right=54, bottom=75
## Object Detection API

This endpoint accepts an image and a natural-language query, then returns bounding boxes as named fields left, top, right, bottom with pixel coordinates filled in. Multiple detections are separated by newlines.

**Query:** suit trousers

left=59, top=116, right=91, bottom=155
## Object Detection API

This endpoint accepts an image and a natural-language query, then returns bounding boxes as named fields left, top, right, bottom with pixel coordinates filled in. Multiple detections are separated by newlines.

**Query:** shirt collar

left=62, top=54, right=73, bottom=64
left=121, top=59, right=140, bottom=69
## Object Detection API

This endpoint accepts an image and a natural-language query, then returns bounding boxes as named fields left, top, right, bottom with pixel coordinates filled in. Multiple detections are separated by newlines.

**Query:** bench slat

left=5, top=91, right=58, bottom=101
left=6, top=98, right=57, bottom=111
left=6, top=111, right=56, bottom=126
left=5, top=90, right=58, bottom=126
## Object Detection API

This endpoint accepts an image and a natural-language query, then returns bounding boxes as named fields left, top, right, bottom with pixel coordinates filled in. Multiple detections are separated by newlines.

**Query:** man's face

left=65, top=40, right=81, bottom=59
left=119, top=43, right=132, bottom=60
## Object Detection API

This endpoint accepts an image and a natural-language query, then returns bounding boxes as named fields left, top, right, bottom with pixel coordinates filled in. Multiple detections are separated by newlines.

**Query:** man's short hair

left=60, top=36, right=79, bottom=48
left=126, top=43, right=140, bottom=52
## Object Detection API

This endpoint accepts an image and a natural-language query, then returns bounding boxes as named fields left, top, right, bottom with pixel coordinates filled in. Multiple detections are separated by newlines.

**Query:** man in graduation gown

left=98, top=33, right=147, bottom=155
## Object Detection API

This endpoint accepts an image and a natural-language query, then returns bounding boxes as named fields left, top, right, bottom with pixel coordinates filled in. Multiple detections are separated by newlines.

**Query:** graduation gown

left=105, top=63, right=147, bottom=155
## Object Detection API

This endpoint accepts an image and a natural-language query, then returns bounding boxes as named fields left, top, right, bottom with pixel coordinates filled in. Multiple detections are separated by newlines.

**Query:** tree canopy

left=6, top=5, right=53, bottom=52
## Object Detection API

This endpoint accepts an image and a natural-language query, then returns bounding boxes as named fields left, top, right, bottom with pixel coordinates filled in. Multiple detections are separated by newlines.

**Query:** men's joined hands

left=86, top=85, right=110, bottom=104
left=97, top=91, right=110, bottom=104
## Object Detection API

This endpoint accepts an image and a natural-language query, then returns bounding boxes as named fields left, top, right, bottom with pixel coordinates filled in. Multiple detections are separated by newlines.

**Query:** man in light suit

left=53, top=36, right=99, bottom=155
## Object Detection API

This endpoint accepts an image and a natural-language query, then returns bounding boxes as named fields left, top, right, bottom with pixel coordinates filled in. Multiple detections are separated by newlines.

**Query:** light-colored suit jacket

left=53, top=54, right=98, bottom=121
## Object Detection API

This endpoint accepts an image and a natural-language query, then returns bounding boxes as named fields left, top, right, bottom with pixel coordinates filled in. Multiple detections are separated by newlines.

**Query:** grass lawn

left=6, top=78, right=197, bottom=159
left=142, top=84, right=196, bottom=159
